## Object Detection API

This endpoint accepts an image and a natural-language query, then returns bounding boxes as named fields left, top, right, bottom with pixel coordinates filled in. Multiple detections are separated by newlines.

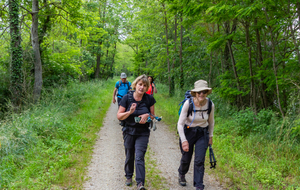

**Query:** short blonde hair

left=132, top=74, right=150, bottom=91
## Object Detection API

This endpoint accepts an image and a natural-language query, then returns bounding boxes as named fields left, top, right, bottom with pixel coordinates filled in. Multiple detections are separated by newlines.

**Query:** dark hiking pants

left=123, top=133, right=149, bottom=185
left=117, top=97, right=122, bottom=106
left=178, top=126, right=209, bottom=189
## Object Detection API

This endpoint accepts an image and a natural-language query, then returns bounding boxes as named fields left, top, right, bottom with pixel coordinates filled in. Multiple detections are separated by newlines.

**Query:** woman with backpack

left=117, top=74, right=156, bottom=190
left=145, top=76, right=157, bottom=96
left=177, top=80, right=215, bottom=190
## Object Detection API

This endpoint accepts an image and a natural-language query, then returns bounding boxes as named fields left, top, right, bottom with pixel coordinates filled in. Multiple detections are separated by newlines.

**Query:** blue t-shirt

left=115, top=80, right=131, bottom=98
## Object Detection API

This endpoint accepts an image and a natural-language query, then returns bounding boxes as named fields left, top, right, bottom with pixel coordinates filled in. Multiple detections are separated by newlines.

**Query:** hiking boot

left=125, top=178, right=132, bottom=186
left=178, top=174, right=186, bottom=186
left=137, top=182, right=146, bottom=190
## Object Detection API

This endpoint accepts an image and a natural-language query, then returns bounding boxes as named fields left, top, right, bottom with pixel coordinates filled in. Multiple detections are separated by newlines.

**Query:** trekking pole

left=209, top=145, right=217, bottom=169
left=147, top=114, right=162, bottom=131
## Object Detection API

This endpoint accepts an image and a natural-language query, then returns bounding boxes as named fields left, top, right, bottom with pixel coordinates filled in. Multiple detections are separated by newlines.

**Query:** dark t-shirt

left=119, top=91, right=156, bottom=135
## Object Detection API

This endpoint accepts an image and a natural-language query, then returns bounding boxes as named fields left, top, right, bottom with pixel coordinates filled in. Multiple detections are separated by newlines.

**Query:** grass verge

left=145, top=148, right=168, bottom=190
left=0, top=79, right=114, bottom=189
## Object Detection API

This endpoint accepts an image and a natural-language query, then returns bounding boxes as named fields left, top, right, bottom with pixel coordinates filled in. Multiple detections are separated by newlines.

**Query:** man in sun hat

left=177, top=79, right=215, bottom=190
left=113, top=73, right=132, bottom=106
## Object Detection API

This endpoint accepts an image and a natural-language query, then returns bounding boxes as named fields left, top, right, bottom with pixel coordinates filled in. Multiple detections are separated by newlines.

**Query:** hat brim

left=190, top=88, right=212, bottom=96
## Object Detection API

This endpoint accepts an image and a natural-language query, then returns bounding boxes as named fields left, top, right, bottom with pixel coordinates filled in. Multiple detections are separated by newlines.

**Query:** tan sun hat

left=190, top=80, right=212, bottom=96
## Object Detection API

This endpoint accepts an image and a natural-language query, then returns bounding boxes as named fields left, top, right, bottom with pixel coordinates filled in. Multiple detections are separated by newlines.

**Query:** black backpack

left=178, top=90, right=212, bottom=126
left=120, top=91, right=151, bottom=126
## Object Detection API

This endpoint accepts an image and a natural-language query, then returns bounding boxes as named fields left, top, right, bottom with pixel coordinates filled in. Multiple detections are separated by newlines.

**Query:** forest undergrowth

left=0, top=79, right=114, bottom=189
left=155, top=83, right=300, bottom=190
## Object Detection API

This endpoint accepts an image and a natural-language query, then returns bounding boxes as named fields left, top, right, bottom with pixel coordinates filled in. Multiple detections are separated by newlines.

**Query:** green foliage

left=0, top=79, right=114, bottom=188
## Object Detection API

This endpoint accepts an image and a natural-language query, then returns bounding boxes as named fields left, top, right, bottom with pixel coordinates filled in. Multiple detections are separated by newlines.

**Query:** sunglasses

left=196, top=90, right=209, bottom=94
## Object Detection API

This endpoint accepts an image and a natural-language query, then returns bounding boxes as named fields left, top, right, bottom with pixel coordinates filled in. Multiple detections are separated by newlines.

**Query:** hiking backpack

left=120, top=91, right=152, bottom=126
left=116, top=80, right=130, bottom=90
left=178, top=90, right=212, bottom=126
left=116, top=80, right=131, bottom=98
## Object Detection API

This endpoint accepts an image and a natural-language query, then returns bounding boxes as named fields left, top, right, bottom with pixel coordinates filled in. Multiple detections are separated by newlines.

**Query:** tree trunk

left=95, top=49, right=101, bottom=79
left=39, top=0, right=51, bottom=50
left=297, top=2, right=300, bottom=32
left=227, top=40, right=242, bottom=107
left=223, top=21, right=231, bottom=71
left=170, top=15, right=177, bottom=96
left=209, top=52, right=213, bottom=86
left=270, top=33, right=284, bottom=117
left=254, top=18, right=268, bottom=109
left=9, top=0, right=23, bottom=106
left=179, top=15, right=184, bottom=89
left=244, top=21, right=256, bottom=113
left=265, top=10, right=285, bottom=117
left=163, top=4, right=171, bottom=95
left=32, top=0, right=43, bottom=102
left=109, top=42, right=117, bottom=79
left=288, top=2, right=300, bottom=65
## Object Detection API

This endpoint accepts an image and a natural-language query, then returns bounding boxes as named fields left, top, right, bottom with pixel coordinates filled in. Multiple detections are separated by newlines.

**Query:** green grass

left=0, top=79, right=114, bottom=189
left=154, top=83, right=300, bottom=190
left=145, top=148, right=168, bottom=190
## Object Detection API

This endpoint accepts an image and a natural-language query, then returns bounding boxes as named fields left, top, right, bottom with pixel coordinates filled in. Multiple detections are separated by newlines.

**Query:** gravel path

left=83, top=103, right=224, bottom=190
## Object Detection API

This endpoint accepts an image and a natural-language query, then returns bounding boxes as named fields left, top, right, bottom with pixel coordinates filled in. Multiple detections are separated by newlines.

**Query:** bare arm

left=117, top=103, right=136, bottom=120
left=152, top=83, right=157, bottom=93
left=113, top=88, right=117, bottom=104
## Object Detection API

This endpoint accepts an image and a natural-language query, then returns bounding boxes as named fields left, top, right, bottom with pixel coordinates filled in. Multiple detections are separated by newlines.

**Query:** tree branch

left=20, top=5, right=32, bottom=13
left=0, top=26, right=9, bottom=39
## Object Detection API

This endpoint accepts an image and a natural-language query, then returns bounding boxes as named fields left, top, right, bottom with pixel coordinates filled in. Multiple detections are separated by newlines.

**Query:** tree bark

left=170, top=15, right=177, bottom=96
left=287, top=2, right=300, bottom=65
left=109, top=42, right=117, bottom=79
left=179, top=15, right=184, bottom=89
left=95, top=48, right=102, bottom=79
left=163, top=4, right=171, bottom=95
left=244, top=21, right=256, bottom=113
left=209, top=51, right=213, bottom=86
left=223, top=21, right=231, bottom=71
left=227, top=40, right=242, bottom=107
left=297, top=2, right=300, bottom=32
left=254, top=18, right=268, bottom=109
left=32, top=0, right=43, bottom=102
left=265, top=9, right=285, bottom=117
left=9, top=0, right=23, bottom=106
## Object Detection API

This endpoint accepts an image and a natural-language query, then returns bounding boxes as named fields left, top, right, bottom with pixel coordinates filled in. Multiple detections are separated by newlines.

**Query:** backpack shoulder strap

left=142, top=93, right=152, bottom=111
left=207, top=98, right=212, bottom=115
left=128, top=90, right=134, bottom=103
left=187, top=98, right=194, bottom=117
left=126, top=81, right=130, bottom=90
left=116, top=80, right=122, bottom=89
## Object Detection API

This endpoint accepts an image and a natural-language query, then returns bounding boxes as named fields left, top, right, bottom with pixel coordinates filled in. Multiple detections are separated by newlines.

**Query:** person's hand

left=182, top=141, right=189, bottom=152
left=139, top=113, right=149, bottom=124
left=129, top=103, right=137, bottom=114
left=113, top=98, right=116, bottom=104
left=209, top=137, right=213, bottom=145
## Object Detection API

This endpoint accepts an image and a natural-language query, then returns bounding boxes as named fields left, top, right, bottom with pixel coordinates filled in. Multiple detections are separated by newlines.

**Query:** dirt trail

left=83, top=103, right=224, bottom=190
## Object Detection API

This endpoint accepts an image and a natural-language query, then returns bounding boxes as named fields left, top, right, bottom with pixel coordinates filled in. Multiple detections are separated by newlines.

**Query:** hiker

left=177, top=80, right=215, bottom=190
left=145, top=76, right=157, bottom=96
left=117, top=74, right=156, bottom=190
left=113, top=72, right=131, bottom=106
